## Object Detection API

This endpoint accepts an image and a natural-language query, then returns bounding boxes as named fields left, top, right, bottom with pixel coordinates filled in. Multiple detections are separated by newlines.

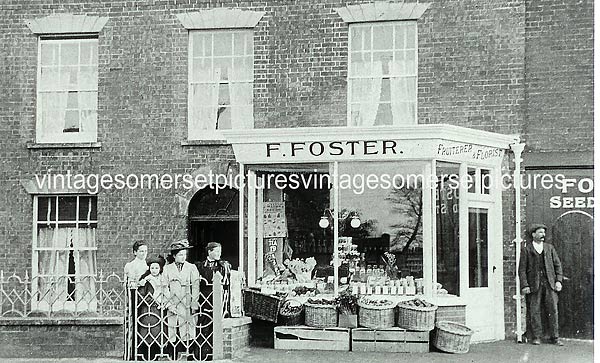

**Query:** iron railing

left=0, top=270, right=125, bottom=318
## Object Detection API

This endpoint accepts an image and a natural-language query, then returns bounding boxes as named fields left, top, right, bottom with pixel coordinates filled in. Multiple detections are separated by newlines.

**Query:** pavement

left=2, top=339, right=594, bottom=363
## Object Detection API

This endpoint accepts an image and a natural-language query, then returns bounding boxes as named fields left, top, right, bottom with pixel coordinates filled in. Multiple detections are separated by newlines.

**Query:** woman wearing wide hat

left=162, top=240, right=200, bottom=360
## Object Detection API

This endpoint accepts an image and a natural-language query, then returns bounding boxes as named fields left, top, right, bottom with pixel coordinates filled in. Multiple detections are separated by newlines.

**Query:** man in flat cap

left=519, top=223, right=564, bottom=346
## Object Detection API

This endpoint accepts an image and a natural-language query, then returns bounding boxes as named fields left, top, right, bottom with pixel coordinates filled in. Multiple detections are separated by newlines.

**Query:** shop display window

left=435, top=162, right=460, bottom=296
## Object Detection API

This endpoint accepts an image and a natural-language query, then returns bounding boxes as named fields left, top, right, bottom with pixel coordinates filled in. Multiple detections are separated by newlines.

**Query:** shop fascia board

left=222, top=124, right=518, bottom=148
left=222, top=124, right=519, bottom=164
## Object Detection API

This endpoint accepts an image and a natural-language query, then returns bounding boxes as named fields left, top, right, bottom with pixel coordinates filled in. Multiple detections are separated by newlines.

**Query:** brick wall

left=523, top=0, right=594, bottom=152
left=223, top=317, right=252, bottom=359
left=0, top=319, right=122, bottom=358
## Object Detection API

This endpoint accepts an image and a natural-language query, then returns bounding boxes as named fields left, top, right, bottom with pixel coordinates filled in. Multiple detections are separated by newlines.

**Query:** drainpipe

left=510, top=142, right=525, bottom=342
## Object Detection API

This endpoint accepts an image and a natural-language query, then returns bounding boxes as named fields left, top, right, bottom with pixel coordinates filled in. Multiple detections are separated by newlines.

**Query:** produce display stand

left=274, top=326, right=351, bottom=351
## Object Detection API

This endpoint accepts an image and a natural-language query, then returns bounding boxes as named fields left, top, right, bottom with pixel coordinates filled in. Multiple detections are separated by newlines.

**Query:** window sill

left=181, top=140, right=229, bottom=146
left=27, top=142, right=102, bottom=149
left=0, top=316, right=123, bottom=326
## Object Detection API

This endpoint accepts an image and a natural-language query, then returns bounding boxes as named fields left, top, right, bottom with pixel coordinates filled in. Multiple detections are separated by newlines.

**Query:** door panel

left=465, top=206, right=496, bottom=342
left=524, top=168, right=593, bottom=339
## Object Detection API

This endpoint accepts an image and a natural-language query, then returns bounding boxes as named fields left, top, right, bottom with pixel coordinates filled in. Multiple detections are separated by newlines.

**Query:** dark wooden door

left=552, top=211, right=594, bottom=338
left=524, top=168, right=594, bottom=339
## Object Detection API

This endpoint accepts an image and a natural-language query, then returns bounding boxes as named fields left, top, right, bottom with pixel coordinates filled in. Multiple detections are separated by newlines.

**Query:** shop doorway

left=463, top=203, right=501, bottom=342
left=525, top=168, right=594, bottom=339
left=187, top=186, right=239, bottom=269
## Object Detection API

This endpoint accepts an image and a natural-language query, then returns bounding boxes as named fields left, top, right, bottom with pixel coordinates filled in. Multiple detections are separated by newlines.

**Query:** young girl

left=137, top=256, right=169, bottom=360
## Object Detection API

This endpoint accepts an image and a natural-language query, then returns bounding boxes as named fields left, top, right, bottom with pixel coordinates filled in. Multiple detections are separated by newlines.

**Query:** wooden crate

left=274, top=326, right=351, bottom=351
left=351, top=327, right=429, bottom=353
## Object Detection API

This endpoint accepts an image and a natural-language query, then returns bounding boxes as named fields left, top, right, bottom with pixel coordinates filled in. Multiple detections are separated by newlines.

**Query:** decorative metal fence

left=0, top=270, right=125, bottom=318
left=125, top=273, right=225, bottom=361
left=0, top=270, right=225, bottom=361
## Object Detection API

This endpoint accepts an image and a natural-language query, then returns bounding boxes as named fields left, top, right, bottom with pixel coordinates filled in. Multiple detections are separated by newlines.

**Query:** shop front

left=223, top=124, right=519, bottom=343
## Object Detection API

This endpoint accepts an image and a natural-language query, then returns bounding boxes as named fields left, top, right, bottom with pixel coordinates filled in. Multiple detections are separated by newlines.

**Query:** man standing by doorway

left=519, top=223, right=564, bottom=346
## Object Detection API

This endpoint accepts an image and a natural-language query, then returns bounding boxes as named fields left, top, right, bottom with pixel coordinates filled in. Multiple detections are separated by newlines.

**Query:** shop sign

left=231, top=139, right=505, bottom=164
left=549, top=176, right=594, bottom=209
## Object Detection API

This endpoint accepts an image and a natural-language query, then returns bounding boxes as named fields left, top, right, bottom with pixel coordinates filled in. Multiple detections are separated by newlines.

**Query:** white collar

left=532, top=241, right=544, bottom=254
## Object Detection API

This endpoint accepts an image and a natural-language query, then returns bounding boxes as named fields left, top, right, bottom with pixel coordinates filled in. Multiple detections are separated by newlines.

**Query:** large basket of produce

left=397, top=298, right=437, bottom=331
left=432, top=321, right=474, bottom=354
left=357, top=297, right=396, bottom=329
left=243, top=288, right=285, bottom=323
left=278, top=300, right=304, bottom=326
left=304, top=298, right=338, bottom=328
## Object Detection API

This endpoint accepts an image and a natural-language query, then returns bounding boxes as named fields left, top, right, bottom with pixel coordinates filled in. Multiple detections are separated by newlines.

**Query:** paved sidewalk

left=223, top=339, right=593, bottom=363
left=2, top=339, right=594, bottom=362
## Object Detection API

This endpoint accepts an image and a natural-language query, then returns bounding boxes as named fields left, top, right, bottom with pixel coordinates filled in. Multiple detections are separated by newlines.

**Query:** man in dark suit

left=519, top=223, right=564, bottom=346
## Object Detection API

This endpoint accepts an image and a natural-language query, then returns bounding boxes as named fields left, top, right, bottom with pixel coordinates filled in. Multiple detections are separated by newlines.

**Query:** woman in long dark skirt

left=137, top=256, right=169, bottom=361
left=195, top=242, right=231, bottom=361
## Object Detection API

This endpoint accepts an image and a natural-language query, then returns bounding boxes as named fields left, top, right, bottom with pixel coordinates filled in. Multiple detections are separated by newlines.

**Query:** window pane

left=79, top=91, right=97, bottom=110
left=80, top=42, right=93, bottom=64
left=79, top=66, right=98, bottom=90
left=63, top=111, right=79, bottom=132
left=374, top=103, right=393, bottom=126
left=61, top=66, right=78, bottom=88
left=60, top=43, right=79, bottom=65
left=78, top=196, right=98, bottom=222
left=214, top=33, right=232, bottom=56
left=395, top=24, right=406, bottom=49
left=406, top=24, right=416, bottom=48
left=234, top=33, right=246, bottom=56
left=217, top=106, right=231, bottom=129
left=338, top=161, right=425, bottom=282
left=218, top=82, right=230, bottom=105
left=58, top=197, right=77, bottom=221
left=66, top=91, right=78, bottom=108
left=380, top=78, right=391, bottom=102
left=373, top=25, right=393, bottom=50
left=40, top=67, right=58, bottom=90
left=214, top=57, right=231, bottom=80
left=37, top=196, right=56, bottom=222
left=232, top=57, right=252, bottom=80
left=41, top=43, right=57, bottom=65
left=191, top=32, right=205, bottom=57
left=481, top=169, right=491, bottom=194
left=468, top=168, right=476, bottom=193
left=350, top=27, right=363, bottom=51
left=469, top=208, right=489, bottom=288
left=436, top=162, right=460, bottom=296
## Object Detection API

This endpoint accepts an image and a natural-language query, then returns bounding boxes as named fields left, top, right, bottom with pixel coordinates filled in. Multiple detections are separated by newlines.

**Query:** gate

left=125, top=272, right=224, bottom=361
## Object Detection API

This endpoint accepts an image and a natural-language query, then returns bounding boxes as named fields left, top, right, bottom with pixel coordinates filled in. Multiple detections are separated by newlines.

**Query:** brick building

left=0, top=0, right=593, bottom=357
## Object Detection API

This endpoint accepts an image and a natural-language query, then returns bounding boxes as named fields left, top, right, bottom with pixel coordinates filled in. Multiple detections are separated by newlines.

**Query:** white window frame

left=36, top=36, right=99, bottom=144
left=187, top=29, right=254, bottom=140
left=347, top=21, right=418, bottom=126
left=32, top=195, right=98, bottom=312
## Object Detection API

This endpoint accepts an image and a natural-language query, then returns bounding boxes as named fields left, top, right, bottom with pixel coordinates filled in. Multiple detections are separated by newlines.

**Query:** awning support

left=510, top=142, right=525, bottom=343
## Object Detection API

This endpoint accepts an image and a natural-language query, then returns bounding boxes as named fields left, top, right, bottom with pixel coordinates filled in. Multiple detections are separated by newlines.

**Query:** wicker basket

left=432, top=321, right=474, bottom=354
left=278, top=301, right=305, bottom=326
left=396, top=302, right=438, bottom=331
left=243, top=288, right=284, bottom=323
left=304, top=302, right=338, bottom=328
left=357, top=301, right=396, bottom=329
